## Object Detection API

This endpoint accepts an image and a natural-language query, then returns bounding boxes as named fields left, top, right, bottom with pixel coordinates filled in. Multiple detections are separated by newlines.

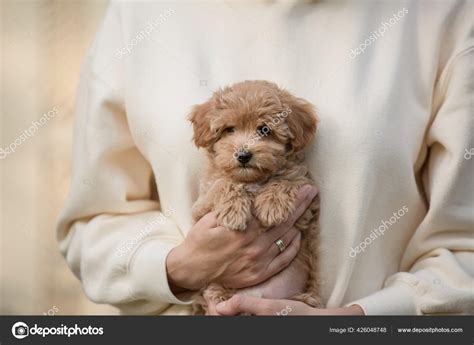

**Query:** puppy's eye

left=223, top=127, right=235, bottom=134
left=257, top=124, right=271, bottom=136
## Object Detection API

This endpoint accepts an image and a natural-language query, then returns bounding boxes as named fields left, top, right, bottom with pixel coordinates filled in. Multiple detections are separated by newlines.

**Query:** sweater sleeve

left=348, top=46, right=474, bottom=315
left=56, top=3, right=190, bottom=314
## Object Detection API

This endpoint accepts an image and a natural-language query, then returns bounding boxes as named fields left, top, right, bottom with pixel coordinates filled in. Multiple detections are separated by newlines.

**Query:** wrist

left=166, top=244, right=200, bottom=291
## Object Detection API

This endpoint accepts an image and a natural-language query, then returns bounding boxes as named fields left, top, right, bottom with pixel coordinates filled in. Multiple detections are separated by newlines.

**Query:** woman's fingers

left=190, top=186, right=316, bottom=291
left=218, top=295, right=264, bottom=315
left=216, top=296, right=317, bottom=316
left=266, top=232, right=301, bottom=278
left=244, top=217, right=268, bottom=240
left=264, top=185, right=318, bottom=243
left=197, top=212, right=219, bottom=229
left=267, top=226, right=299, bottom=257
left=216, top=295, right=272, bottom=316
left=284, top=185, right=318, bottom=228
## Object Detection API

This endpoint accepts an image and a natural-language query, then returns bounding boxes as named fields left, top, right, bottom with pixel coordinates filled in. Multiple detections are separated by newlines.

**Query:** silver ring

left=274, top=239, right=286, bottom=253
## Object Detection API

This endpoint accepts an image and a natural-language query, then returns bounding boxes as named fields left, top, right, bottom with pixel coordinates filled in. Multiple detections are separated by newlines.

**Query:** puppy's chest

left=242, top=183, right=262, bottom=197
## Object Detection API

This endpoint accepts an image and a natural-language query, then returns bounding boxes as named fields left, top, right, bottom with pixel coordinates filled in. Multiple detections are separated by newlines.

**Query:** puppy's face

left=189, top=81, right=317, bottom=183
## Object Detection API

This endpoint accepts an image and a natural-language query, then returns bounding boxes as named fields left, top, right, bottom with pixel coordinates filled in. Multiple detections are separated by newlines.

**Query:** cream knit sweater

left=57, top=0, right=474, bottom=315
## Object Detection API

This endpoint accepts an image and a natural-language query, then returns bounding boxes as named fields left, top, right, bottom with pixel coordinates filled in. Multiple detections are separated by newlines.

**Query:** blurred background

left=1, top=0, right=116, bottom=315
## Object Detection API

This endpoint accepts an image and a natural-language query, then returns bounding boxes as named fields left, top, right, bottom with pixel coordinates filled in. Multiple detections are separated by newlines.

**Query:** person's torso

left=94, top=0, right=470, bottom=308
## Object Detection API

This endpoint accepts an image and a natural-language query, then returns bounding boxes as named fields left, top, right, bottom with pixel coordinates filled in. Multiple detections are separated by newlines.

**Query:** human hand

left=166, top=185, right=319, bottom=292
left=237, top=251, right=310, bottom=300
left=215, top=295, right=365, bottom=316
left=205, top=261, right=311, bottom=315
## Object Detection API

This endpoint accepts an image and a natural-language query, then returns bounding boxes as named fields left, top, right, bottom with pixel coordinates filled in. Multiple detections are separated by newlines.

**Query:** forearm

left=58, top=211, right=189, bottom=313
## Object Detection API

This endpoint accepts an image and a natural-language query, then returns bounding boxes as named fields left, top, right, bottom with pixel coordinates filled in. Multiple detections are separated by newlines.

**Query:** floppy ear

left=188, top=101, right=215, bottom=148
left=279, top=90, right=318, bottom=152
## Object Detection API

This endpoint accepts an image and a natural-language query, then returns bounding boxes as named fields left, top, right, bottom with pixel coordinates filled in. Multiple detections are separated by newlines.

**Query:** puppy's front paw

left=215, top=200, right=251, bottom=231
left=255, top=191, right=296, bottom=227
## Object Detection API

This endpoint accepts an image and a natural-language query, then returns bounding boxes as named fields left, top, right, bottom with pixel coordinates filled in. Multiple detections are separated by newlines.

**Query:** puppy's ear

left=279, top=90, right=318, bottom=152
left=188, top=101, right=215, bottom=148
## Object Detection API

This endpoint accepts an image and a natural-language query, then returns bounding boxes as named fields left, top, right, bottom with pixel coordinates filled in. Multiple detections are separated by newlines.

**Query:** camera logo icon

left=12, top=322, right=29, bottom=339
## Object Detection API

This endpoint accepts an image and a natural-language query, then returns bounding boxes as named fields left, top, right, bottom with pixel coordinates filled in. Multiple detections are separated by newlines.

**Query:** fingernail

left=309, top=187, right=318, bottom=198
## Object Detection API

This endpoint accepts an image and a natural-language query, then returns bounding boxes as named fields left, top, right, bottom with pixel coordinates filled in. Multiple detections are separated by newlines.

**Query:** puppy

left=188, top=80, right=323, bottom=314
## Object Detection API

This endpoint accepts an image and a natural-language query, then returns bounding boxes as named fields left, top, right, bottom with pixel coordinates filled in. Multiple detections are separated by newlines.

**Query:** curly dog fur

left=188, top=80, right=323, bottom=314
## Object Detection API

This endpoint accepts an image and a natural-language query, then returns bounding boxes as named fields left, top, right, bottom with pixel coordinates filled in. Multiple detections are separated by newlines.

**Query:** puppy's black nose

left=236, top=151, right=253, bottom=165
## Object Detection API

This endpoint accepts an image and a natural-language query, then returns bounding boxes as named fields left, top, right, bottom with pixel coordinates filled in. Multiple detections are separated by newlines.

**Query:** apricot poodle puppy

left=189, top=80, right=322, bottom=314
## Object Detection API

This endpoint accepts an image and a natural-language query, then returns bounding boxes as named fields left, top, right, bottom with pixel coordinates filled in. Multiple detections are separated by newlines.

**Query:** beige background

left=1, top=0, right=117, bottom=315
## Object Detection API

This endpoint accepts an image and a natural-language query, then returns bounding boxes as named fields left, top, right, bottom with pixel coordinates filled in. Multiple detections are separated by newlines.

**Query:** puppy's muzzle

left=236, top=151, right=253, bottom=166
